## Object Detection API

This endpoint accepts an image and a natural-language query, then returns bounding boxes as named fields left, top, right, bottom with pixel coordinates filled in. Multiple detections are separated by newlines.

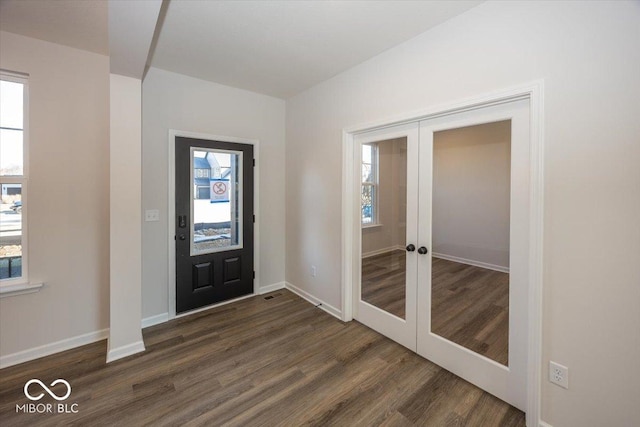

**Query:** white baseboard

left=141, top=312, right=169, bottom=329
left=0, top=328, right=109, bottom=369
left=258, top=281, right=286, bottom=294
left=432, top=252, right=509, bottom=273
left=285, top=281, right=342, bottom=320
left=0, top=313, right=168, bottom=369
left=362, top=245, right=405, bottom=259
left=106, top=340, right=145, bottom=363
left=539, top=421, right=553, bottom=427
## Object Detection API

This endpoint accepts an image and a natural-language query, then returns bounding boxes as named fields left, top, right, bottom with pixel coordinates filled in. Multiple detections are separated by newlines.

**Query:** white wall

left=107, top=73, right=144, bottom=361
left=285, top=2, right=640, bottom=426
left=142, top=68, right=286, bottom=319
left=0, top=32, right=110, bottom=360
left=362, top=138, right=407, bottom=256
left=432, top=121, right=511, bottom=269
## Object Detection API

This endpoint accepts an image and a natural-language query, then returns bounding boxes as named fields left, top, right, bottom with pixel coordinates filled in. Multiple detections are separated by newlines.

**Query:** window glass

left=191, top=149, right=242, bottom=255
left=362, top=143, right=377, bottom=224
left=0, top=184, right=22, bottom=279
left=0, top=81, right=23, bottom=129
left=0, top=129, right=23, bottom=176
left=1, top=76, right=26, bottom=282
left=0, top=80, right=24, bottom=176
left=362, top=184, right=374, bottom=224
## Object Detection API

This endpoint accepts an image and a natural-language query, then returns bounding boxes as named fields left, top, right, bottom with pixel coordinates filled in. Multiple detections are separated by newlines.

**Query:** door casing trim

left=341, top=80, right=544, bottom=427
left=168, top=130, right=260, bottom=319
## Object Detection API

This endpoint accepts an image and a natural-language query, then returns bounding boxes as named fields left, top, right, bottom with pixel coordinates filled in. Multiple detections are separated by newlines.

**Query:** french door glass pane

left=361, top=137, right=407, bottom=319
left=430, top=120, right=511, bottom=366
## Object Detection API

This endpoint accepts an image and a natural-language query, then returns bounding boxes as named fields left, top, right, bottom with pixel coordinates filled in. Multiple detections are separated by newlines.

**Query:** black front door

left=175, top=136, right=254, bottom=314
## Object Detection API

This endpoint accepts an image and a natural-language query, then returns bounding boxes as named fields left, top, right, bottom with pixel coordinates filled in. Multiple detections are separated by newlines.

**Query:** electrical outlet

left=311, top=265, right=317, bottom=277
left=549, top=361, right=569, bottom=389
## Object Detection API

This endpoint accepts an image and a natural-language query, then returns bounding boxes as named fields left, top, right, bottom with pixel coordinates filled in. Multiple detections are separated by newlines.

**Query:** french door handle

left=406, top=244, right=416, bottom=252
left=417, top=246, right=428, bottom=255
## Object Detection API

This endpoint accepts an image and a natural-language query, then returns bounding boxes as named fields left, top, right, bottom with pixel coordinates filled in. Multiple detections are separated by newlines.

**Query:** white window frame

left=0, top=70, right=32, bottom=292
left=361, top=142, right=379, bottom=226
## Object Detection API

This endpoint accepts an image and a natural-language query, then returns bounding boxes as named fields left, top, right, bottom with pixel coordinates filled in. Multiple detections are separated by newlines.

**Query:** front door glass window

left=191, top=148, right=242, bottom=256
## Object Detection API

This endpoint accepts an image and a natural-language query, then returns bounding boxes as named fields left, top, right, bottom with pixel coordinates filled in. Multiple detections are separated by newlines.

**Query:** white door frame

left=341, top=81, right=544, bottom=427
left=167, top=130, right=260, bottom=319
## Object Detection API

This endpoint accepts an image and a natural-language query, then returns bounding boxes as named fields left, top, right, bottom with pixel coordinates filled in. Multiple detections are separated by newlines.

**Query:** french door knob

left=406, top=244, right=416, bottom=252
left=417, top=246, right=428, bottom=255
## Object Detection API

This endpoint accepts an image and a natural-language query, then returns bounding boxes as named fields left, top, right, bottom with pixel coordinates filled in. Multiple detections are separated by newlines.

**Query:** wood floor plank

left=300, top=351, right=433, bottom=426
left=378, top=411, right=415, bottom=427
left=0, top=290, right=524, bottom=427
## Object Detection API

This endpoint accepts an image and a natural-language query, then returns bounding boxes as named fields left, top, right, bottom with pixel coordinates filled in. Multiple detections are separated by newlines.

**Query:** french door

left=175, top=136, right=254, bottom=314
left=354, top=123, right=420, bottom=351
left=354, top=99, right=530, bottom=411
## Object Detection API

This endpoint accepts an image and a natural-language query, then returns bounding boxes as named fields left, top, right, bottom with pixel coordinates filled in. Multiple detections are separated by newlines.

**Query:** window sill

left=362, top=223, right=383, bottom=229
left=0, top=282, right=45, bottom=298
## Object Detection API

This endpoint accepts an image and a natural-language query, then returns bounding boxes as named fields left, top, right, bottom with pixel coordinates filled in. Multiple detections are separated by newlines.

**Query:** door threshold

left=173, top=292, right=256, bottom=319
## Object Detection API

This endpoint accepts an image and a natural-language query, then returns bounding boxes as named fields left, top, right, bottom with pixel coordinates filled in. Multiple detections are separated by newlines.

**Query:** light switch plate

left=145, top=209, right=160, bottom=222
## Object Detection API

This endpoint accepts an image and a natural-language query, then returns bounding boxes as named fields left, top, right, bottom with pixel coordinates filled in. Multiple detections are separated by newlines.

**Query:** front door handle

left=417, top=246, right=428, bottom=255
left=179, top=234, right=186, bottom=241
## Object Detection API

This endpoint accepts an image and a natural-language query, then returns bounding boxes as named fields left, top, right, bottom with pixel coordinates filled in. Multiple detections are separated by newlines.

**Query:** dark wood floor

left=361, top=250, right=406, bottom=319
left=431, top=257, right=509, bottom=366
left=0, top=290, right=523, bottom=426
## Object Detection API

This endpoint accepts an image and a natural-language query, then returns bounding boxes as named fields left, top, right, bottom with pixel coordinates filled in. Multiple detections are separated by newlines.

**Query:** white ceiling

left=151, top=0, right=483, bottom=98
left=0, top=0, right=482, bottom=99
